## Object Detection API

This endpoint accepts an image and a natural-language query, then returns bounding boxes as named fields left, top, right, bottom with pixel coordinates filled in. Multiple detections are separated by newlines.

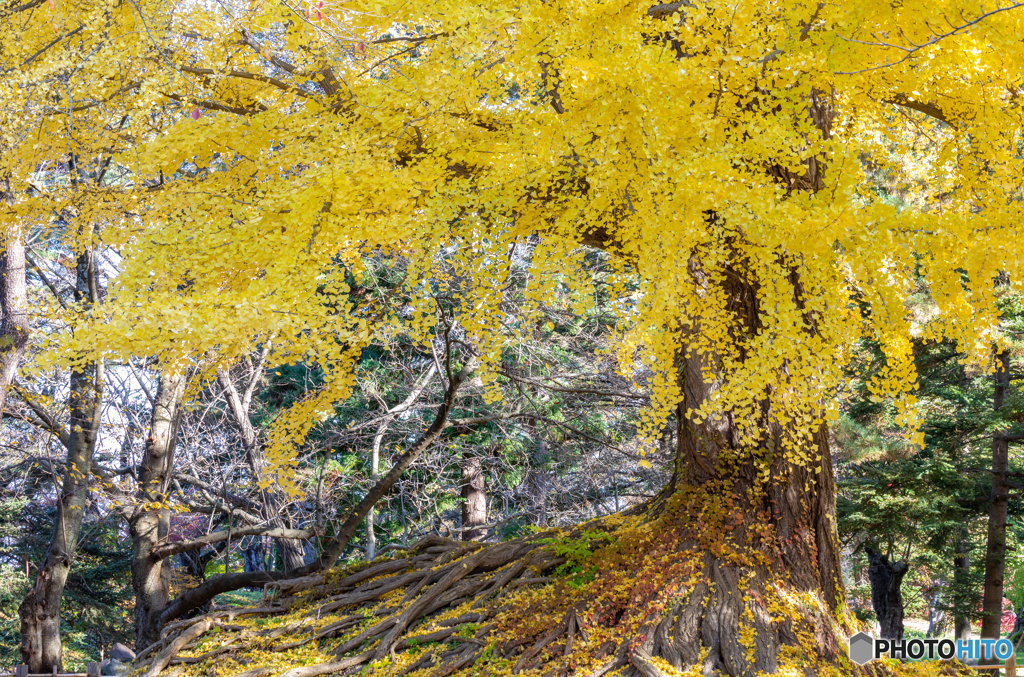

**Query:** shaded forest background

left=1, top=221, right=1022, bottom=666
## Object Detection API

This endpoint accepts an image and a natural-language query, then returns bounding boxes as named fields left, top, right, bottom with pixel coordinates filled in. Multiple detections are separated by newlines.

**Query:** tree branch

left=647, top=1, right=692, bottom=19
left=308, top=357, right=475, bottom=573
left=162, top=92, right=267, bottom=116
left=151, top=526, right=316, bottom=561
left=11, top=381, right=68, bottom=448
left=882, top=94, right=957, bottom=129
left=158, top=571, right=292, bottom=626
left=176, top=65, right=309, bottom=97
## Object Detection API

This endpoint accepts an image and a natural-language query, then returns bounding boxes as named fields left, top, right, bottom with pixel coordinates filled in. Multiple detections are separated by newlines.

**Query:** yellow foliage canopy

left=3, top=0, right=1023, bottom=489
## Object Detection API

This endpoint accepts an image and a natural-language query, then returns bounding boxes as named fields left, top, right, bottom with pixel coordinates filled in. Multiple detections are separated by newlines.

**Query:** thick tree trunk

left=642, top=337, right=846, bottom=675
left=865, top=547, right=909, bottom=640
left=0, top=208, right=28, bottom=416
left=460, top=455, right=486, bottom=541
left=18, top=251, right=103, bottom=672
left=981, top=349, right=1011, bottom=639
left=628, top=92, right=847, bottom=674
left=130, top=371, right=186, bottom=650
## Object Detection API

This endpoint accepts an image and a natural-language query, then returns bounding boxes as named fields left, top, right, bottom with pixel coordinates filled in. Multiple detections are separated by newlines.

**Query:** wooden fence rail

left=0, top=663, right=100, bottom=677
left=973, top=654, right=1017, bottom=675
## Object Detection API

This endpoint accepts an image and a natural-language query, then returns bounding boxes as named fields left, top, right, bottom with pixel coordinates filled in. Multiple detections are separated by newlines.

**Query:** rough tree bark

left=524, top=438, right=550, bottom=528
left=865, top=546, right=909, bottom=640
left=0, top=182, right=28, bottom=416
left=981, top=349, right=1012, bottom=639
left=460, top=455, right=486, bottom=542
left=646, top=324, right=846, bottom=673
left=130, top=371, right=186, bottom=650
left=18, top=250, right=103, bottom=672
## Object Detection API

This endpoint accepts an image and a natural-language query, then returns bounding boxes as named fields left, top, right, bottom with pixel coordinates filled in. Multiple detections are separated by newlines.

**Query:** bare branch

left=836, top=3, right=1024, bottom=74
left=151, top=526, right=316, bottom=561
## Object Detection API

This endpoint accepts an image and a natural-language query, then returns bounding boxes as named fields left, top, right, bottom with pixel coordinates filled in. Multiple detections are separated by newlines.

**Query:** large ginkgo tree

left=4, top=0, right=1024, bottom=674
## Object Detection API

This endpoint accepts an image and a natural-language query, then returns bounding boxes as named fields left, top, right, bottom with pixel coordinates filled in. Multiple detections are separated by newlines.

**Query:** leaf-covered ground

left=134, top=508, right=976, bottom=677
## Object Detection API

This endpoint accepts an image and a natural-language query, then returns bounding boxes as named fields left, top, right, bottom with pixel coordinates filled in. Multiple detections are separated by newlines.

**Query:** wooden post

left=86, top=663, right=100, bottom=677
left=14, top=665, right=28, bottom=677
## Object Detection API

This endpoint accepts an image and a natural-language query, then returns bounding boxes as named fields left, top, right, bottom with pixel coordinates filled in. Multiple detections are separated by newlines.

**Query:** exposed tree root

left=144, top=618, right=215, bottom=677
left=133, top=519, right=977, bottom=677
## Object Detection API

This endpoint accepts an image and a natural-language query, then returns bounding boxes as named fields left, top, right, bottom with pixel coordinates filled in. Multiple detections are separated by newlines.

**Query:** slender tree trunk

left=0, top=204, right=28, bottom=415
left=130, top=371, right=186, bottom=650
left=366, top=423, right=385, bottom=559
left=981, top=349, right=1011, bottom=639
left=18, top=250, right=103, bottom=672
left=524, top=439, right=550, bottom=527
left=1010, top=603, right=1024, bottom=643
left=365, top=365, right=437, bottom=558
left=926, top=580, right=947, bottom=638
left=851, top=557, right=868, bottom=612
left=954, top=528, right=972, bottom=640
left=460, top=454, right=486, bottom=541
